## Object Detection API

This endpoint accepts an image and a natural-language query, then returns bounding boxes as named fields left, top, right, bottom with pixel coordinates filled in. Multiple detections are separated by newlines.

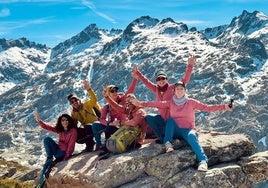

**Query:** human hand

left=33, top=111, right=41, bottom=122
left=225, top=104, right=233, bottom=112
left=132, top=65, right=139, bottom=79
left=188, top=56, right=196, bottom=66
left=83, top=80, right=91, bottom=90
left=129, top=98, right=141, bottom=107
left=112, top=120, right=121, bottom=127
left=102, top=86, right=109, bottom=97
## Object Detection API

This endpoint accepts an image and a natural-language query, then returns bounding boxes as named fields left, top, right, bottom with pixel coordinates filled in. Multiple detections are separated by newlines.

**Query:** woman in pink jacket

left=133, top=56, right=196, bottom=143
left=130, top=81, right=232, bottom=171
left=34, top=111, right=77, bottom=183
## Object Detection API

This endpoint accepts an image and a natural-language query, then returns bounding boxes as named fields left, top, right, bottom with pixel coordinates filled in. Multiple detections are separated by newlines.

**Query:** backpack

left=106, top=126, right=141, bottom=153
left=93, top=102, right=102, bottom=118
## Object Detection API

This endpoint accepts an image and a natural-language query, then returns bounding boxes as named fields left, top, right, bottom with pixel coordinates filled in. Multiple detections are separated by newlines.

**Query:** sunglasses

left=156, top=77, right=166, bottom=82
left=70, top=99, right=78, bottom=104
left=61, top=117, right=68, bottom=122
left=110, top=89, right=118, bottom=93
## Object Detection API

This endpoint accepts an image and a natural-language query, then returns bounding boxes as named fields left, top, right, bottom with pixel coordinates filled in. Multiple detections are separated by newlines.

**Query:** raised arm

left=103, top=86, right=126, bottom=114
left=133, top=64, right=158, bottom=92
left=84, top=80, right=98, bottom=104
left=180, top=56, right=195, bottom=84
left=34, top=111, right=57, bottom=133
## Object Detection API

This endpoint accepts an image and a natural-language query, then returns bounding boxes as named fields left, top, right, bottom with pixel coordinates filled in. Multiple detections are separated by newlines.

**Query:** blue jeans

left=40, top=137, right=65, bottom=180
left=92, top=122, right=118, bottom=146
left=164, top=118, right=208, bottom=162
left=145, top=114, right=165, bottom=143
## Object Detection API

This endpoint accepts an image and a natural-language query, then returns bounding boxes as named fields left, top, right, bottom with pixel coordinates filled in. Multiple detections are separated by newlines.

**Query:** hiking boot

left=95, top=145, right=102, bottom=151
left=155, top=139, right=162, bottom=144
left=198, top=160, right=208, bottom=172
left=165, top=141, right=174, bottom=153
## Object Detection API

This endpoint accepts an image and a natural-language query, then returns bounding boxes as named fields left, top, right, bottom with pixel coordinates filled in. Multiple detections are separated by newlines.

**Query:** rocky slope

left=44, top=131, right=268, bottom=187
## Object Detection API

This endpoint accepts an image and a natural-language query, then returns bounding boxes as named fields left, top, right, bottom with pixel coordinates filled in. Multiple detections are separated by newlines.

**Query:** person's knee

left=44, top=137, right=52, bottom=145
left=187, top=131, right=198, bottom=142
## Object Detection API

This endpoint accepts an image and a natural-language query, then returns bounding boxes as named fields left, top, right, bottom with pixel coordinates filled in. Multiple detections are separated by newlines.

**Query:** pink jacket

left=136, top=64, right=193, bottom=120
left=38, top=120, right=77, bottom=160
left=142, top=98, right=226, bottom=129
left=100, top=78, right=138, bottom=126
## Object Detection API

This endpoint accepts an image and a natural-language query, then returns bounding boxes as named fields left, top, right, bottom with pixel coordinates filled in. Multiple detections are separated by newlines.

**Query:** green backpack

left=106, top=126, right=141, bottom=153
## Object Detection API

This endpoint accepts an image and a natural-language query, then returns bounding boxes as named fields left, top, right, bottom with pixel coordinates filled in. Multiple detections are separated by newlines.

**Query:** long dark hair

left=55, top=114, right=77, bottom=132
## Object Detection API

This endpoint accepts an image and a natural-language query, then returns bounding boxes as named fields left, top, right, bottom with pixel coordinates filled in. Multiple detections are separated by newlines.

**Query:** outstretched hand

left=225, top=104, right=233, bottom=112
left=130, top=98, right=141, bottom=107
left=33, top=111, right=41, bottom=122
left=188, top=56, right=196, bottom=66
left=83, top=80, right=91, bottom=90
left=102, top=86, right=109, bottom=97
left=132, top=64, right=139, bottom=79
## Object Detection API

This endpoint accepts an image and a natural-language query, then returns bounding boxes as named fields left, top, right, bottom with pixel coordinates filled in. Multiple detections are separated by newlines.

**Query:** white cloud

left=82, top=0, right=116, bottom=24
left=0, top=17, right=53, bottom=34
left=0, top=8, right=10, bottom=17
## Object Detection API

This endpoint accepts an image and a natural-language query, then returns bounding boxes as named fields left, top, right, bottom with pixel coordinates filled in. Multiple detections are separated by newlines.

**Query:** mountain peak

left=229, top=10, right=268, bottom=35
left=0, top=37, right=47, bottom=51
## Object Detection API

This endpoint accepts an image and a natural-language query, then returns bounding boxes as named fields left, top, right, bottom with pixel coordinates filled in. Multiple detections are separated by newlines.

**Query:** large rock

left=43, top=132, right=267, bottom=188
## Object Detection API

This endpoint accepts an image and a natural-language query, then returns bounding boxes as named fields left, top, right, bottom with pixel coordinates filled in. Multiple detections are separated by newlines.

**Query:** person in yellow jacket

left=67, top=80, right=101, bottom=152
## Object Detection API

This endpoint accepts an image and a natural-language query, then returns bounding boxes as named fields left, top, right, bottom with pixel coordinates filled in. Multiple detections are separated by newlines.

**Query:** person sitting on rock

left=68, top=80, right=101, bottom=152
left=132, top=56, right=196, bottom=144
left=130, top=81, right=233, bottom=172
left=92, top=79, right=137, bottom=151
left=103, top=88, right=149, bottom=146
left=33, top=111, right=77, bottom=184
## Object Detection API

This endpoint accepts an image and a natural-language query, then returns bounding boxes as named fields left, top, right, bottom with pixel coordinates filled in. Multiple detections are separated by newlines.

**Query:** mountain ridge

left=0, top=10, right=267, bottom=169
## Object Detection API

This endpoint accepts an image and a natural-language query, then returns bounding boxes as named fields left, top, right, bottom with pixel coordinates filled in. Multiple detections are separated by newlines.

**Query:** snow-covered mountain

left=0, top=10, right=267, bottom=167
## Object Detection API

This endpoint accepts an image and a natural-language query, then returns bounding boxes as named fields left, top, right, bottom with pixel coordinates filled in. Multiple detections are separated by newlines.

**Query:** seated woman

left=103, top=86, right=149, bottom=152
left=34, top=111, right=77, bottom=184
left=130, top=81, right=232, bottom=172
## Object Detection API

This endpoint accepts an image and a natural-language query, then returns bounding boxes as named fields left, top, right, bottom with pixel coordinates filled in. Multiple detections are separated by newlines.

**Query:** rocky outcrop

left=42, top=131, right=268, bottom=188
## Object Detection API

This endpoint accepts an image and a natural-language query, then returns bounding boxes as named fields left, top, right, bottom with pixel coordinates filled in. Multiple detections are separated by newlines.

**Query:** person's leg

left=104, top=126, right=118, bottom=139
left=43, top=137, right=58, bottom=158
left=92, top=122, right=107, bottom=147
left=145, top=114, right=165, bottom=143
left=163, top=118, right=177, bottom=144
left=84, top=125, right=95, bottom=151
left=180, top=129, right=208, bottom=162
left=38, top=137, right=58, bottom=183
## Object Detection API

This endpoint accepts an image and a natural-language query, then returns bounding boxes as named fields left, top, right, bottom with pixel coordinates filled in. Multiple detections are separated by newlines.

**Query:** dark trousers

left=76, top=126, right=95, bottom=151
left=92, top=122, right=118, bottom=146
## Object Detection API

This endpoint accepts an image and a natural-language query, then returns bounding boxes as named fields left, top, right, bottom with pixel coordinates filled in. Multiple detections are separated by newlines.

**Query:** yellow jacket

left=71, top=88, right=99, bottom=126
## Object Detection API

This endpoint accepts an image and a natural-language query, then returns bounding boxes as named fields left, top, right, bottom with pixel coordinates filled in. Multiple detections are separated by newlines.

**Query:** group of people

left=34, top=55, right=233, bottom=184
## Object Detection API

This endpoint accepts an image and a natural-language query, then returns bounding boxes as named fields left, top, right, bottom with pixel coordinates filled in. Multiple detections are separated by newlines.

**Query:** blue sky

left=0, top=0, right=268, bottom=48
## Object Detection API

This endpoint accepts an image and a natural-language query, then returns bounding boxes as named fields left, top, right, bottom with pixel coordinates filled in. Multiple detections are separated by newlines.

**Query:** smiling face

left=174, top=84, right=186, bottom=99
left=61, top=117, right=69, bottom=130
left=70, top=98, right=81, bottom=109
left=156, top=76, right=168, bottom=87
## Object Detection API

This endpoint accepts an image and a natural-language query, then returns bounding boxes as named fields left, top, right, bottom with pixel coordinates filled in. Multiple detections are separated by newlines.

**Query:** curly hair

left=55, top=114, right=77, bottom=132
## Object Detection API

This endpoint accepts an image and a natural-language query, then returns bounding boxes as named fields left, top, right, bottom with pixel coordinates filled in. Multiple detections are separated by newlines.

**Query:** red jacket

left=100, top=78, right=138, bottom=126
left=38, top=120, right=77, bottom=160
